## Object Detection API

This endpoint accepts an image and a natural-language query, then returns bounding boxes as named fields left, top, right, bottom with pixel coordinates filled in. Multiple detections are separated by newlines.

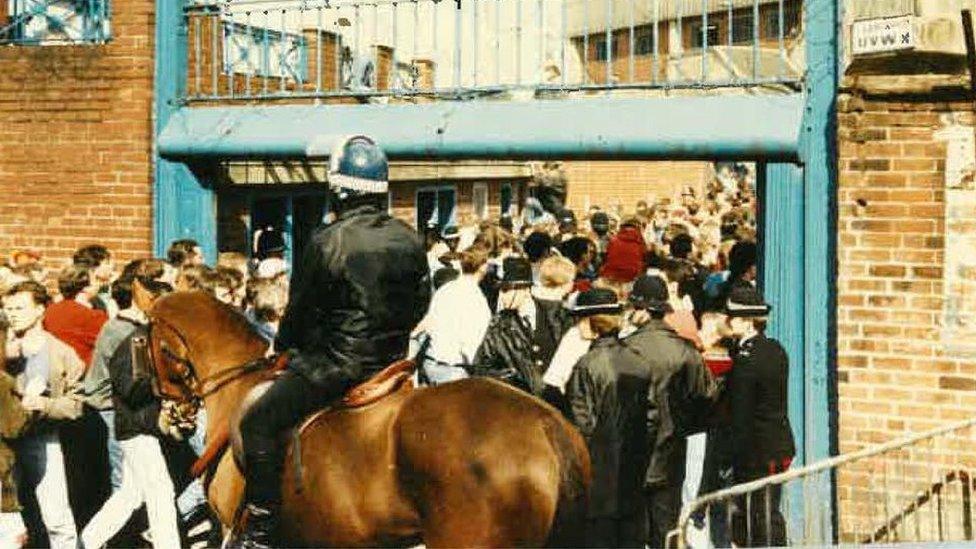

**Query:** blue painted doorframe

left=760, top=0, right=840, bottom=541
left=154, top=0, right=217, bottom=263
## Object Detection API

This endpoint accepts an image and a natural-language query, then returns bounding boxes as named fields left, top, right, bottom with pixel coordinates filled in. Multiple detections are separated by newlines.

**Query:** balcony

left=181, top=0, right=805, bottom=105
left=0, top=0, right=110, bottom=46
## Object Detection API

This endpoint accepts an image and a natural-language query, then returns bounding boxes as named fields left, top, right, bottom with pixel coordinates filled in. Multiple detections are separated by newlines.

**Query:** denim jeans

left=177, top=408, right=208, bottom=520
left=15, top=433, right=78, bottom=549
left=99, top=409, right=124, bottom=492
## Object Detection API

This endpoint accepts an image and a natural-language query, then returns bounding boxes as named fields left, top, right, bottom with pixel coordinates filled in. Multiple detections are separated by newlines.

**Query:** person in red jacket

left=42, top=265, right=108, bottom=370
left=600, top=217, right=647, bottom=284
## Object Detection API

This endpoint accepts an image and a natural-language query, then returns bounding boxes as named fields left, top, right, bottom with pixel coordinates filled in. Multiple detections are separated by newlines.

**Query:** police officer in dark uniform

left=229, top=136, right=431, bottom=548
left=725, top=285, right=795, bottom=547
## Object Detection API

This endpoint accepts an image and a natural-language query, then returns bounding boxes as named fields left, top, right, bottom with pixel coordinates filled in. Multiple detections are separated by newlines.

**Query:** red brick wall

left=562, top=161, right=713, bottom=216
left=836, top=91, right=976, bottom=539
left=0, top=0, right=155, bottom=266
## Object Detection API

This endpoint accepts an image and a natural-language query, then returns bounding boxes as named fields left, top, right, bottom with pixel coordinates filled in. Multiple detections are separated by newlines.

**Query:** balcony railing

left=183, top=0, right=804, bottom=104
left=0, top=0, right=111, bottom=46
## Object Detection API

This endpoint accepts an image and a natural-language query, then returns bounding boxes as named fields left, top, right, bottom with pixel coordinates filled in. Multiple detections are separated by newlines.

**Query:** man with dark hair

left=43, top=265, right=108, bottom=370
left=82, top=276, right=185, bottom=549
left=559, top=236, right=597, bottom=292
left=3, top=281, right=83, bottom=548
left=232, top=136, right=431, bottom=548
left=523, top=231, right=553, bottom=284
left=72, top=245, right=116, bottom=314
left=167, top=239, right=204, bottom=269
left=86, top=267, right=139, bottom=496
left=669, top=233, right=708, bottom=319
left=72, top=244, right=119, bottom=317
left=625, top=275, right=717, bottom=548
left=590, top=211, right=612, bottom=268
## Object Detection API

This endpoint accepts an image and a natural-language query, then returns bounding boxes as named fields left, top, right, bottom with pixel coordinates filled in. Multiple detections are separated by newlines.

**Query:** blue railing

left=183, top=0, right=804, bottom=103
left=0, top=0, right=110, bottom=45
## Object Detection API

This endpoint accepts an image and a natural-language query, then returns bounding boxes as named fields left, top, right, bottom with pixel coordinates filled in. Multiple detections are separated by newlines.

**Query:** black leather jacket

left=623, top=318, right=718, bottom=488
left=277, top=205, right=431, bottom=388
left=566, top=335, right=650, bottom=519
left=109, top=324, right=163, bottom=441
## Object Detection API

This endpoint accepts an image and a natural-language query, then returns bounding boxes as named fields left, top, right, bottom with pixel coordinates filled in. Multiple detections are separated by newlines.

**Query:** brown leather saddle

left=193, top=358, right=417, bottom=480
left=340, top=359, right=416, bottom=408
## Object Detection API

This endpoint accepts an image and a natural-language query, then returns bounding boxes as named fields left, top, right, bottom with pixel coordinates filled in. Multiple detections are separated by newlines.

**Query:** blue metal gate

left=153, top=0, right=839, bottom=539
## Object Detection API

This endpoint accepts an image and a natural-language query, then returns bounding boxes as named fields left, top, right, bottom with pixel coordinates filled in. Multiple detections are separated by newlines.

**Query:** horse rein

left=150, top=316, right=285, bottom=401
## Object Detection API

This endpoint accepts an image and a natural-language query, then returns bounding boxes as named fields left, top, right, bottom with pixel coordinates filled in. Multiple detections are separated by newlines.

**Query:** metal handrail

left=863, top=470, right=973, bottom=544
left=180, top=0, right=806, bottom=103
left=0, top=0, right=109, bottom=45
left=668, top=416, right=976, bottom=547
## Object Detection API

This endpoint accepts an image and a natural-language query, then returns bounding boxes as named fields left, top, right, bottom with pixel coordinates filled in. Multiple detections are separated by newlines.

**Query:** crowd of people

left=411, top=171, right=795, bottom=548
left=0, top=239, right=289, bottom=548
left=0, top=163, right=795, bottom=548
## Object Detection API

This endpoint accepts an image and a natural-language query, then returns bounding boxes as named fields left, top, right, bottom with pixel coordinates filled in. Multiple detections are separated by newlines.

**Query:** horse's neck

left=201, top=357, right=270, bottom=441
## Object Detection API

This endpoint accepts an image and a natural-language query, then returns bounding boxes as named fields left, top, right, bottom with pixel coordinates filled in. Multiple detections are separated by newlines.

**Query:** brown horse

left=147, top=291, right=590, bottom=547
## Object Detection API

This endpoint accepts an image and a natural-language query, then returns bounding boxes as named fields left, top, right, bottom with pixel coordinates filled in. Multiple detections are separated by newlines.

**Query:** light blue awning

left=158, top=94, right=804, bottom=162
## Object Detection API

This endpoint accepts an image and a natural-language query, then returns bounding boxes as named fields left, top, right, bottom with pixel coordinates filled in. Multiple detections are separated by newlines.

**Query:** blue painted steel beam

left=158, top=95, right=804, bottom=161
left=760, top=162, right=807, bottom=541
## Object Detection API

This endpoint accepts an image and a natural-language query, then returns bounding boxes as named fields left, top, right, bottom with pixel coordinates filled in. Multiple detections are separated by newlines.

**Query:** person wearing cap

left=470, top=257, right=541, bottom=393
left=555, top=209, right=577, bottom=244
left=436, top=225, right=463, bottom=271
left=231, top=136, right=431, bottom=548
left=624, top=275, right=717, bottom=548
left=562, top=288, right=649, bottom=548
left=725, top=285, right=794, bottom=548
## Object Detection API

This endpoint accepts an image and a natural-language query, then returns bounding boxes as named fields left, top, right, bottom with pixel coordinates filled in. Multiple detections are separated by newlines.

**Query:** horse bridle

left=149, top=316, right=278, bottom=402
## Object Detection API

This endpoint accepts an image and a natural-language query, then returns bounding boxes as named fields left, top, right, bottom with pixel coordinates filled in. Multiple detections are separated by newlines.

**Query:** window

left=416, top=187, right=457, bottom=232
left=472, top=183, right=488, bottom=220
left=592, top=35, right=619, bottom=62
left=730, top=11, right=755, bottom=44
left=500, top=184, right=514, bottom=217
left=762, top=2, right=802, bottom=40
left=2, top=0, right=111, bottom=45
left=689, top=22, right=719, bottom=49
left=223, top=21, right=307, bottom=81
left=634, top=31, right=655, bottom=56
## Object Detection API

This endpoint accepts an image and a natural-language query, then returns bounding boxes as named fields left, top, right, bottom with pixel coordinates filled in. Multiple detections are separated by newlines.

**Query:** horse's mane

left=151, top=291, right=268, bottom=352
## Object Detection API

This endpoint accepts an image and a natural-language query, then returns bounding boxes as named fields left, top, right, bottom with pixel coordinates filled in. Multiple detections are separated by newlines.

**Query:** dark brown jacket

left=0, top=371, right=29, bottom=512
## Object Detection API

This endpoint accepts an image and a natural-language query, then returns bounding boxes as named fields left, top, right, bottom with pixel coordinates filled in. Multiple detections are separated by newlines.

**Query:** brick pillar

left=186, top=11, right=225, bottom=97
left=413, top=58, right=435, bottom=90
left=302, top=28, right=342, bottom=91
left=374, top=45, right=393, bottom=91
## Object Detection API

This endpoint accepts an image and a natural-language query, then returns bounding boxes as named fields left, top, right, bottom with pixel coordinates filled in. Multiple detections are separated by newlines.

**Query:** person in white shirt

left=415, top=246, right=491, bottom=385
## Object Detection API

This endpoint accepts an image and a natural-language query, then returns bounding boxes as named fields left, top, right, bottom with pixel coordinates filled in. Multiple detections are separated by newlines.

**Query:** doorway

left=216, top=188, right=328, bottom=278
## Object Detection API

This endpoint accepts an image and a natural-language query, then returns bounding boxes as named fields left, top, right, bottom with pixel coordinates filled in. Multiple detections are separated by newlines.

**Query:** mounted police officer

left=229, top=136, right=431, bottom=548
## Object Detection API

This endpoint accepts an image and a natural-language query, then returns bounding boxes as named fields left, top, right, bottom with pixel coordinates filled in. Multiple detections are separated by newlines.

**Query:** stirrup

left=225, top=503, right=278, bottom=549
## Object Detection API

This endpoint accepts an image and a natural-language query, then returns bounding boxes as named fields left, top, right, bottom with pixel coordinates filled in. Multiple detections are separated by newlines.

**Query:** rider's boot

left=227, top=451, right=282, bottom=549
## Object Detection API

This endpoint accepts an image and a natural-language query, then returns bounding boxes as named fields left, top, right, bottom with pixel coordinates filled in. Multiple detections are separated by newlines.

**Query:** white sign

left=852, top=16, right=915, bottom=56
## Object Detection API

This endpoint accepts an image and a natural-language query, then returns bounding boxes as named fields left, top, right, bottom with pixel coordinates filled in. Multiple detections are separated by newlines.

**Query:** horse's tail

left=542, top=414, right=590, bottom=548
